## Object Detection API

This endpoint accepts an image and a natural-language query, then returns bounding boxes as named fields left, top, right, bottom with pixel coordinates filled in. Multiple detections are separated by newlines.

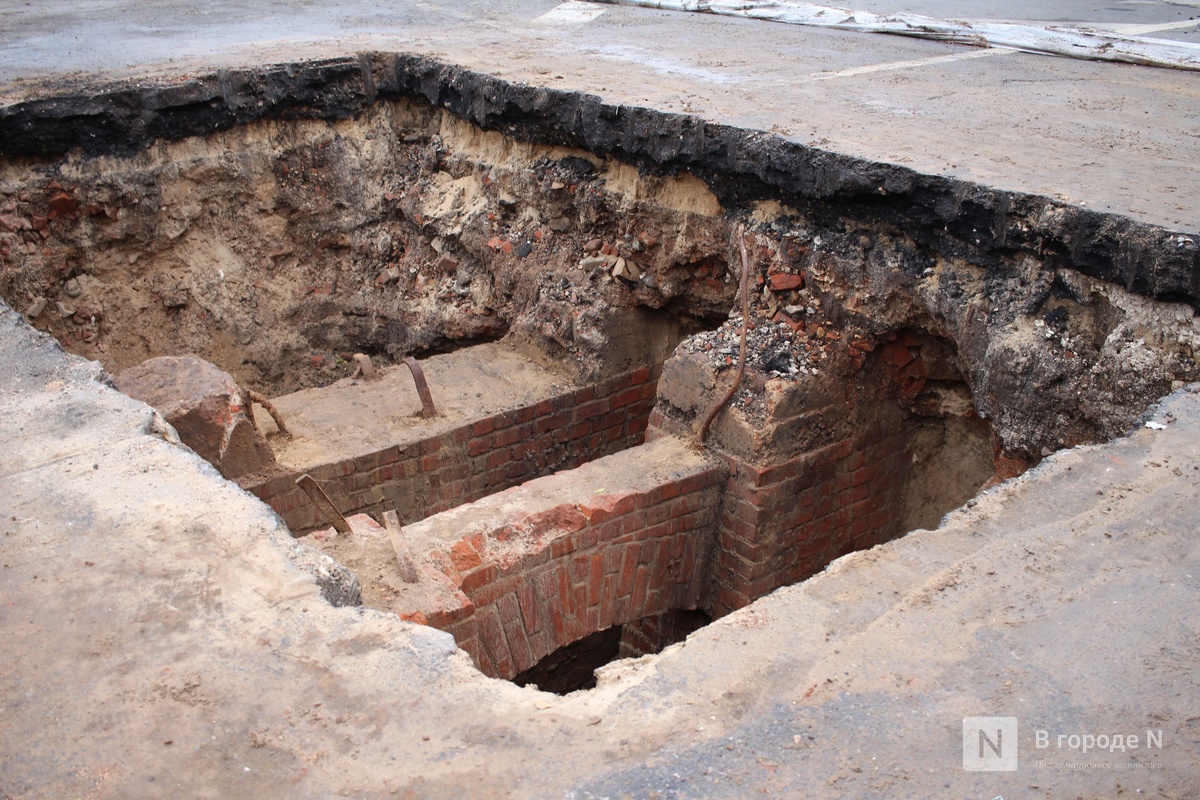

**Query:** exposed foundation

left=2, top=55, right=1199, bottom=693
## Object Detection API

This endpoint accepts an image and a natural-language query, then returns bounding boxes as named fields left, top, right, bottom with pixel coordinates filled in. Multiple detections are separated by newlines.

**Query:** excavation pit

left=3, top=54, right=1200, bottom=707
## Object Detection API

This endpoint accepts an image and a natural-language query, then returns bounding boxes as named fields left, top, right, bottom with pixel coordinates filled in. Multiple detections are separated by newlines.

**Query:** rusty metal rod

left=246, top=388, right=290, bottom=436
left=295, top=474, right=351, bottom=535
left=403, top=356, right=437, bottom=418
left=382, top=510, right=420, bottom=583
left=698, top=224, right=751, bottom=446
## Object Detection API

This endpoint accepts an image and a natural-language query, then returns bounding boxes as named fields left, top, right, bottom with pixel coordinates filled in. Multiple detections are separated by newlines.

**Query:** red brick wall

left=396, top=439, right=722, bottom=681
left=250, top=365, right=660, bottom=533
left=709, top=416, right=912, bottom=617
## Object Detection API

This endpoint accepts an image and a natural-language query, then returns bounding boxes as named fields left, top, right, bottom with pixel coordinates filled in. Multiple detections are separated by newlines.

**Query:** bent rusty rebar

left=246, top=388, right=290, bottom=436
left=698, top=224, right=750, bottom=446
left=403, top=356, right=437, bottom=418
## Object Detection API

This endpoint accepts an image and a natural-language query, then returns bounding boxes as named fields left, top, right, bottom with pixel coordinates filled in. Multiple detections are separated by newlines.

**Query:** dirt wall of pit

left=1, top=53, right=1198, bottom=465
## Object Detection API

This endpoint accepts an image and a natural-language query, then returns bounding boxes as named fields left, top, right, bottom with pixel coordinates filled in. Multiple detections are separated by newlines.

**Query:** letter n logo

left=963, top=717, right=1018, bottom=771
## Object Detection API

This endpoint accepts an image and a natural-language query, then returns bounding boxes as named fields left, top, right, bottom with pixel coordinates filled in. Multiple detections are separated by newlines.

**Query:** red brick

left=719, top=529, right=759, bottom=563
left=630, top=565, right=650, bottom=618
left=721, top=512, right=756, bottom=542
left=493, top=410, right=521, bottom=430
left=558, top=568, right=574, bottom=612
left=485, top=449, right=511, bottom=470
left=836, top=539, right=859, bottom=559
left=473, top=418, right=495, bottom=436
left=533, top=569, right=558, bottom=602
left=868, top=507, right=893, bottom=532
left=634, top=521, right=671, bottom=542
left=780, top=504, right=816, bottom=530
left=609, top=386, right=644, bottom=410
left=504, top=461, right=532, bottom=482
left=618, top=544, right=641, bottom=595
left=517, top=583, right=540, bottom=634
left=599, top=573, right=619, bottom=629
left=467, top=437, right=491, bottom=457
left=443, top=463, right=470, bottom=482
left=613, top=594, right=631, bottom=626
left=575, top=526, right=599, bottom=550
left=769, top=272, right=804, bottom=291
left=550, top=535, right=576, bottom=559
left=547, top=601, right=566, bottom=644
left=602, top=543, right=623, bottom=574
left=579, top=490, right=638, bottom=523
left=732, top=498, right=764, bottom=526
left=565, top=420, right=592, bottom=441
left=678, top=469, right=718, bottom=494
left=620, top=513, right=646, bottom=537
left=572, top=585, right=588, bottom=636
left=477, top=606, right=511, bottom=672
left=460, top=563, right=499, bottom=595
left=715, top=588, right=750, bottom=615
left=569, top=553, right=589, bottom=585
left=851, top=463, right=881, bottom=488
left=456, top=636, right=484, bottom=670
left=574, top=398, right=609, bottom=422
left=593, top=519, right=622, bottom=543
left=725, top=475, right=761, bottom=504
left=534, top=409, right=572, bottom=436
left=592, top=410, right=628, bottom=434
left=673, top=511, right=713, bottom=535
left=716, top=549, right=756, bottom=581
left=651, top=544, right=671, bottom=592
left=449, top=539, right=483, bottom=571
left=643, top=500, right=675, bottom=527
left=588, top=554, right=605, bottom=606
left=494, top=423, right=530, bottom=448
left=524, top=505, right=587, bottom=537
left=497, top=594, right=534, bottom=672
left=470, top=574, right=514, bottom=608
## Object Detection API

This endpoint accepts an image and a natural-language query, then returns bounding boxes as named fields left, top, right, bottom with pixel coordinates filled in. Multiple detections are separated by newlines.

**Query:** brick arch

left=397, top=438, right=722, bottom=680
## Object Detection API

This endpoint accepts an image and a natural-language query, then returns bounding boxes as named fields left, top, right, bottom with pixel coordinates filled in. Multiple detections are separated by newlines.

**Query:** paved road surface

left=2, top=1, right=1198, bottom=230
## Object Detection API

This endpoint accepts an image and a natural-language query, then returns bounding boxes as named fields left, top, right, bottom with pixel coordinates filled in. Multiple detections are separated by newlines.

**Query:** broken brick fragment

left=449, top=539, right=483, bottom=571
left=768, top=273, right=804, bottom=291
left=47, top=192, right=77, bottom=215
